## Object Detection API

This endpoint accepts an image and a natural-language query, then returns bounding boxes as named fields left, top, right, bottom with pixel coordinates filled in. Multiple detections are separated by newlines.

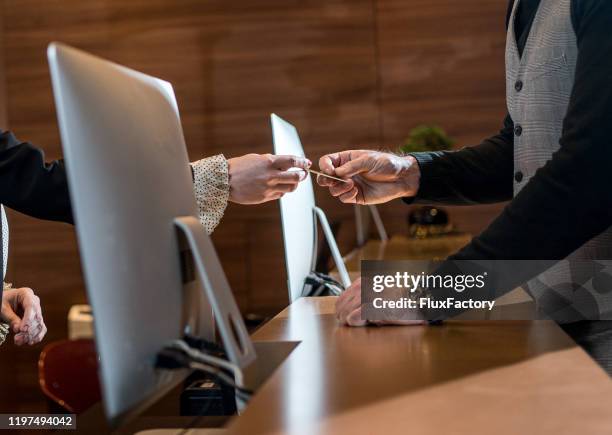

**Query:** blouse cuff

left=190, top=154, right=230, bottom=234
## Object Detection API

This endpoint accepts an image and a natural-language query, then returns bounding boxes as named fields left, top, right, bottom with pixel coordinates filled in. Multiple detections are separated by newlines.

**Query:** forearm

left=0, top=131, right=73, bottom=223
left=406, top=115, right=514, bottom=206
left=433, top=131, right=612, bottom=320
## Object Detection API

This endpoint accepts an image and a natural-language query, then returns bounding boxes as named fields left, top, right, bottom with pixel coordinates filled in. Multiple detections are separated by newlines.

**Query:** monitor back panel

left=49, top=43, right=203, bottom=424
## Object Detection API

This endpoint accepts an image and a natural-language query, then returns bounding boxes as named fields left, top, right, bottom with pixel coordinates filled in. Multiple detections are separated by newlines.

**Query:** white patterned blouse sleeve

left=190, top=154, right=230, bottom=235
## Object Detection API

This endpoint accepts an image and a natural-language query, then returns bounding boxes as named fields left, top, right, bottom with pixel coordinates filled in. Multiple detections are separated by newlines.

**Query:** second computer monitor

left=271, top=114, right=350, bottom=302
left=271, top=114, right=317, bottom=302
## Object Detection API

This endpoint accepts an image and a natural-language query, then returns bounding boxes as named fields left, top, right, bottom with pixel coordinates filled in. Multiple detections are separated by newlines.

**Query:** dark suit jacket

left=0, top=130, right=73, bottom=304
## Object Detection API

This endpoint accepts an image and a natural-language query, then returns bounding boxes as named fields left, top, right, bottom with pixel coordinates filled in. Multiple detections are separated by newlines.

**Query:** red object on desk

left=38, top=339, right=101, bottom=414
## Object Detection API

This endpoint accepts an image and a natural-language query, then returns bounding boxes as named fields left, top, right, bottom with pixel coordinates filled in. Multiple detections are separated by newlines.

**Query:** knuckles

left=18, top=287, right=36, bottom=298
left=263, top=153, right=275, bottom=165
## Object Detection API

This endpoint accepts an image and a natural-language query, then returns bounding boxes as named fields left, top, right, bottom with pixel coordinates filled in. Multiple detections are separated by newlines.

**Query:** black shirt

left=410, top=0, right=612, bottom=271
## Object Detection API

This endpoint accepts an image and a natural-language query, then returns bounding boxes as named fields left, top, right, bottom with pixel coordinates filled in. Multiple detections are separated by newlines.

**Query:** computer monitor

left=271, top=114, right=351, bottom=302
left=48, top=42, right=255, bottom=426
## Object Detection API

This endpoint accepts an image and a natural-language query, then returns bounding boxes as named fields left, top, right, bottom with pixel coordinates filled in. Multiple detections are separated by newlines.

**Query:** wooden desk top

left=335, top=234, right=473, bottom=283
left=342, top=234, right=473, bottom=271
left=225, top=297, right=612, bottom=435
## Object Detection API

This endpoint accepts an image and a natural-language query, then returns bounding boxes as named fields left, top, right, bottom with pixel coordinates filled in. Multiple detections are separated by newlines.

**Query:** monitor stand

left=174, top=217, right=299, bottom=409
left=174, top=216, right=256, bottom=371
left=313, top=206, right=352, bottom=289
left=355, top=205, right=389, bottom=246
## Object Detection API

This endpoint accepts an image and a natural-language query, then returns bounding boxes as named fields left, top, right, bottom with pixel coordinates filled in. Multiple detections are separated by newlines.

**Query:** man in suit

left=318, top=0, right=612, bottom=372
left=0, top=130, right=310, bottom=346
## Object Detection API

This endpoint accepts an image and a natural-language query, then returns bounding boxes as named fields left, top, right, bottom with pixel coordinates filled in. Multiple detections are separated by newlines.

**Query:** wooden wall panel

left=376, top=0, right=508, bottom=146
left=374, top=0, right=508, bottom=235
left=0, top=0, right=510, bottom=413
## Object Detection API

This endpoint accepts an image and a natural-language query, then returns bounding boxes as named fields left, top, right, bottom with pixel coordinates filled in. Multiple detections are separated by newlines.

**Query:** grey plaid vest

left=506, top=0, right=612, bottom=321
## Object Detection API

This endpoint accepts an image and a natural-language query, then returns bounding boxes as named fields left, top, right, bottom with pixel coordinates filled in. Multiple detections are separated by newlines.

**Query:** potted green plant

left=399, top=125, right=454, bottom=154
left=400, top=125, right=455, bottom=238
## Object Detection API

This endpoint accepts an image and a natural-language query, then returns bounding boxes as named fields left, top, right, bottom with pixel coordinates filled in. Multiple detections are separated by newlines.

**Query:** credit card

left=307, top=168, right=349, bottom=183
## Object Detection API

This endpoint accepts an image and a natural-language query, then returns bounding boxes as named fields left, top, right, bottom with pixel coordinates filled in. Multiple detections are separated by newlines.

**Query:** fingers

left=272, top=155, right=311, bottom=171
left=327, top=178, right=354, bottom=196
left=14, top=332, right=28, bottom=346
left=334, top=156, right=371, bottom=178
left=264, top=184, right=299, bottom=202
left=336, top=279, right=362, bottom=325
left=273, top=170, right=307, bottom=185
left=19, top=291, right=37, bottom=334
left=338, top=187, right=359, bottom=204
left=273, top=183, right=299, bottom=195
left=320, top=178, right=359, bottom=204
left=15, top=288, right=46, bottom=346
left=1, top=287, right=47, bottom=346
left=346, top=307, right=368, bottom=327
left=318, top=150, right=366, bottom=175
left=319, top=153, right=341, bottom=175
left=31, top=316, right=48, bottom=344
left=266, top=172, right=302, bottom=200
left=316, top=173, right=335, bottom=187
left=2, top=305, right=21, bottom=334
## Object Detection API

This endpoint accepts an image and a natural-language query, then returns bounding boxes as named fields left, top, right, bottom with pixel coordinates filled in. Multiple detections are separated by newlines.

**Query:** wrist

left=225, top=157, right=238, bottom=203
left=226, top=158, right=234, bottom=199
left=398, top=155, right=420, bottom=198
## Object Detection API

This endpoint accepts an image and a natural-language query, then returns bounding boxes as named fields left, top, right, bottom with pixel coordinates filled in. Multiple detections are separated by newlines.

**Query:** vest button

left=515, top=171, right=524, bottom=183
left=514, top=125, right=523, bottom=136
left=514, top=80, right=523, bottom=92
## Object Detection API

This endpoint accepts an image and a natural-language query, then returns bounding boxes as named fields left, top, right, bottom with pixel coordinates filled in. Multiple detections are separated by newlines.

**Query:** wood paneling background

left=0, top=0, right=508, bottom=413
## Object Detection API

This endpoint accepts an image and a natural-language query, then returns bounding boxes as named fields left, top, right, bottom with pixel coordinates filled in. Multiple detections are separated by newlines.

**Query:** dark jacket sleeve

left=0, top=131, right=73, bottom=223
left=407, top=114, right=514, bottom=205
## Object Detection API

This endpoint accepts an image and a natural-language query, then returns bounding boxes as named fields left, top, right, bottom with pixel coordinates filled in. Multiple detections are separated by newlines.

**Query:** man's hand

left=1, top=287, right=47, bottom=346
left=336, top=278, right=368, bottom=326
left=317, top=150, right=420, bottom=204
left=336, top=278, right=426, bottom=327
left=227, top=154, right=311, bottom=204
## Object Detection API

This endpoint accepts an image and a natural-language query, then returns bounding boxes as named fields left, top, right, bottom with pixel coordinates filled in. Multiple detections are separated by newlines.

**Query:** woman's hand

left=227, top=154, right=311, bottom=204
left=1, top=287, right=47, bottom=346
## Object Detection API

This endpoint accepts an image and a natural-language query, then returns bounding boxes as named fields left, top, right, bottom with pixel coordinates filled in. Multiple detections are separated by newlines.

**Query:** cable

left=169, top=339, right=245, bottom=388
left=155, top=346, right=251, bottom=397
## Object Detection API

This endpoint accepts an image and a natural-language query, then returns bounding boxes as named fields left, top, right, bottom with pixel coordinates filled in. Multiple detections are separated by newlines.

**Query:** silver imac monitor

left=271, top=114, right=351, bottom=302
left=48, top=43, right=255, bottom=426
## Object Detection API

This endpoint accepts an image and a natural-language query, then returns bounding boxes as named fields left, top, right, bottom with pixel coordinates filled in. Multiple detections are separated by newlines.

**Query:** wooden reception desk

left=219, top=297, right=611, bottom=435
left=133, top=296, right=612, bottom=435
left=337, top=233, right=472, bottom=281
left=133, top=235, right=612, bottom=435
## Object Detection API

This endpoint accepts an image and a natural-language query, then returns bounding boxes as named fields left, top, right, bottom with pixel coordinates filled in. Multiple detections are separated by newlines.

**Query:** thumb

left=1, top=305, right=21, bottom=333
left=335, top=156, right=372, bottom=178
